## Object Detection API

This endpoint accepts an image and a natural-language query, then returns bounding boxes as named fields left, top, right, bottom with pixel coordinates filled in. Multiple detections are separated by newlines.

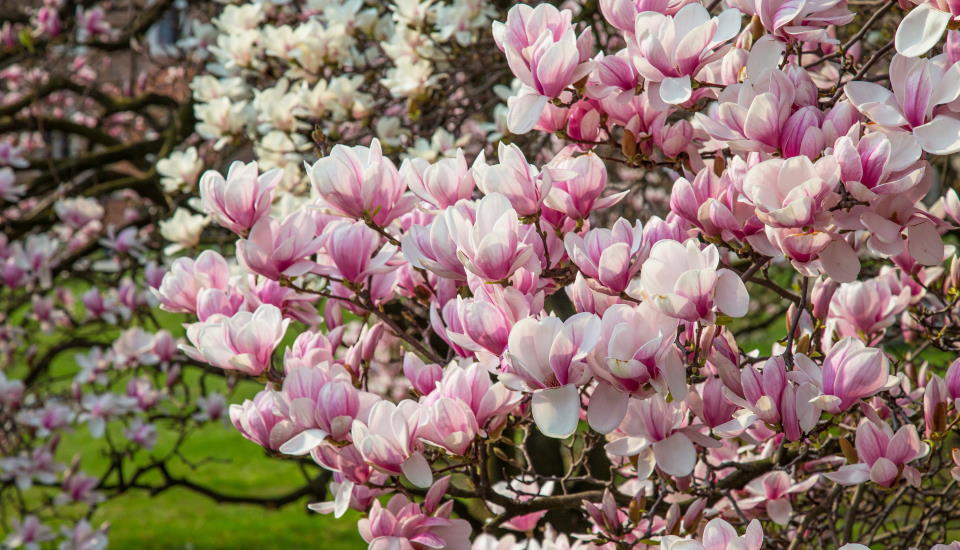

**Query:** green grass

left=58, top=392, right=365, bottom=550
left=87, top=426, right=366, bottom=549
left=27, top=303, right=366, bottom=549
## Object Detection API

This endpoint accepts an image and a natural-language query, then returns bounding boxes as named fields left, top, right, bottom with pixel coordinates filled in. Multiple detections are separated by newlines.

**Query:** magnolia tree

left=8, top=0, right=960, bottom=548
left=1, top=0, right=519, bottom=548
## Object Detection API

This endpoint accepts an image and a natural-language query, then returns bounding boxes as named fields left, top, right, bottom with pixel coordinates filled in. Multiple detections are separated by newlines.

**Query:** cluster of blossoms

left=0, top=1, right=324, bottom=546
left=158, top=0, right=960, bottom=547
left=7, top=0, right=960, bottom=548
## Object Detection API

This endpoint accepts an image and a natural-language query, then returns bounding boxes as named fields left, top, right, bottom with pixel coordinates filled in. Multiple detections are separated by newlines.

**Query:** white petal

left=653, top=433, right=697, bottom=477
left=660, top=76, right=693, bottom=105
left=532, top=385, right=582, bottom=439
left=507, top=92, right=549, bottom=135
left=587, top=383, right=629, bottom=434
left=895, top=4, right=951, bottom=58
left=279, top=429, right=329, bottom=456
left=401, top=452, right=434, bottom=488
left=914, top=115, right=960, bottom=155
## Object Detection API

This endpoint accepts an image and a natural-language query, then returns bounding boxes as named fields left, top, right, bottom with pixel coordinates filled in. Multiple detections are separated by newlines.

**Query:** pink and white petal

left=746, top=34, right=786, bottom=79
left=868, top=456, right=899, bottom=486
left=914, top=115, right=960, bottom=155
left=895, top=4, right=952, bottom=58
left=767, top=498, right=793, bottom=526
left=279, top=429, right=329, bottom=456
left=824, top=464, right=870, bottom=485
left=819, top=239, right=861, bottom=283
left=532, top=385, right=582, bottom=439
left=605, top=435, right=650, bottom=457
left=507, top=92, right=549, bottom=135
left=652, top=433, right=697, bottom=477
left=715, top=269, right=749, bottom=318
left=907, top=219, right=944, bottom=265
left=334, top=480, right=354, bottom=518
left=660, top=76, right=693, bottom=105
left=401, top=452, right=434, bottom=488
left=587, top=382, right=629, bottom=434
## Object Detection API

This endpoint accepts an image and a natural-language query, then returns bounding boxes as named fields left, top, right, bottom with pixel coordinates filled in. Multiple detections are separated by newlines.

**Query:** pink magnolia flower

left=661, top=518, right=763, bottom=550
left=277, top=363, right=378, bottom=455
left=544, top=150, right=626, bottom=220
left=844, top=54, right=960, bottom=154
left=437, top=285, right=538, bottom=357
left=671, top=163, right=764, bottom=244
left=0, top=167, right=25, bottom=202
left=419, top=360, right=520, bottom=432
left=308, top=139, right=417, bottom=226
left=446, top=193, right=538, bottom=282
left=237, top=211, right=323, bottom=280
left=57, top=520, right=108, bottom=550
left=183, top=304, right=290, bottom=375
left=740, top=471, right=819, bottom=525
left=628, top=4, right=742, bottom=104
left=358, top=493, right=471, bottom=550
left=742, top=155, right=839, bottom=229
left=400, top=149, right=477, bottom=209
left=284, top=328, right=343, bottom=370
left=76, top=7, right=112, bottom=42
left=493, top=4, right=594, bottom=133
left=729, top=0, right=853, bottom=44
left=834, top=130, right=923, bottom=201
left=503, top=313, right=601, bottom=438
left=566, top=272, right=624, bottom=315
left=564, top=218, right=646, bottom=294
left=199, top=160, right=279, bottom=235
left=895, top=2, right=960, bottom=58
left=599, top=0, right=694, bottom=31
left=417, top=397, right=479, bottom=455
left=474, top=143, right=553, bottom=217
left=606, top=395, right=717, bottom=477
left=633, top=239, right=749, bottom=323
left=797, top=338, right=897, bottom=413
left=586, top=303, right=684, bottom=433
left=825, top=418, right=928, bottom=487
left=403, top=201, right=471, bottom=282
left=229, top=389, right=297, bottom=451
left=828, top=270, right=913, bottom=341
left=4, top=515, right=55, bottom=550
left=318, top=221, right=398, bottom=285
left=351, top=399, right=433, bottom=487
left=718, top=356, right=820, bottom=441
left=695, top=69, right=811, bottom=154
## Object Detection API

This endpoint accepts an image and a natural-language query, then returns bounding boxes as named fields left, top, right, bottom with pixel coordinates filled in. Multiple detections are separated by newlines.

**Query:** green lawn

left=34, top=305, right=367, bottom=549
left=88, top=425, right=366, bottom=549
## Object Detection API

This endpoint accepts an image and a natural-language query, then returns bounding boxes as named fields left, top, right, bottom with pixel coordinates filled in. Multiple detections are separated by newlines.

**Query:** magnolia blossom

left=308, top=139, right=416, bottom=226
left=159, top=208, right=209, bottom=255
left=183, top=304, right=290, bottom=375
left=825, top=418, right=928, bottom=487
left=628, top=4, right=742, bottom=104
left=445, top=193, right=538, bottom=282
left=844, top=54, right=960, bottom=155
left=633, top=239, right=749, bottom=323
left=493, top=3, right=594, bottom=132
left=199, top=160, right=279, bottom=235
left=351, top=400, right=433, bottom=488
left=564, top=218, right=645, bottom=294
left=503, top=313, right=601, bottom=438
left=740, top=472, right=819, bottom=525
left=796, top=338, right=896, bottom=413
left=237, top=211, right=323, bottom=279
